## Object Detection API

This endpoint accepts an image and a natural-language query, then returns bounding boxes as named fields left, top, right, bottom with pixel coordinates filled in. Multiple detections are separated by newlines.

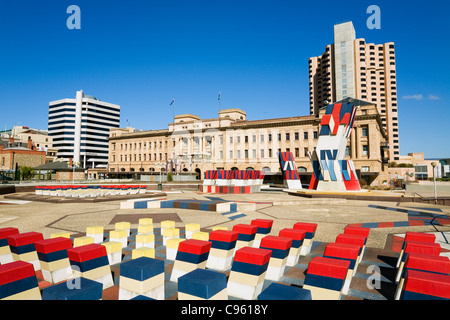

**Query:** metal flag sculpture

left=278, top=151, right=302, bottom=190
left=308, top=101, right=361, bottom=191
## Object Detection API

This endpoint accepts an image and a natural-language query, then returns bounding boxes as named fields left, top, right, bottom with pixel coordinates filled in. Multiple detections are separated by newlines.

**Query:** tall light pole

left=431, top=162, right=437, bottom=204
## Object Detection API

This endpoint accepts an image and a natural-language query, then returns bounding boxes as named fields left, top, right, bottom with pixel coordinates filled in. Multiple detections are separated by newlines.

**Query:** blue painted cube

left=178, top=269, right=227, bottom=299
left=258, top=283, right=312, bottom=300
left=130, top=295, right=156, bottom=300
left=42, top=277, right=103, bottom=300
left=120, top=257, right=164, bottom=281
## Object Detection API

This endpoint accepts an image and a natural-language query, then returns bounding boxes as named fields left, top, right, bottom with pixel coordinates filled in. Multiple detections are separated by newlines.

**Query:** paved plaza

left=1, top=188, right=450, bottom=300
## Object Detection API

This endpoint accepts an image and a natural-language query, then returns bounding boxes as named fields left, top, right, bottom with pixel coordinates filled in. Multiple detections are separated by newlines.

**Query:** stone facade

left=108, top=103, right=389, bottom=187
left=56, top=170, right=85, bottom=181
left=0, top=148, right=46, bottom=171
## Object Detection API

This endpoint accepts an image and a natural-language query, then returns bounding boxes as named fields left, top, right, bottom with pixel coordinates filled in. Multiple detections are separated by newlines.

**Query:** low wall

left=0, top=185, right=15, bottom=195
left=146, top=183, right=200, bottom=191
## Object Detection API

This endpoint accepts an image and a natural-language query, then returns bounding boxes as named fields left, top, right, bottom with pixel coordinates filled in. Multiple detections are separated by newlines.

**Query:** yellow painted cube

left=50, top=232, right=71, bottom=239
left=74, top=236, right=94, bottom=247
left=110, top=229, right=128, bottom=239
left=139, top=218, right=153, bottom=226
left=161, top=220, right=175, bottom=229
left=212, top=226, right=228, bottom=231
left=136, top=233, right=155, bottom=244
left=162, top=228, right=179, bottom=238
left=115, top=222, right=131, bottom=231
left=138, top=224, right=154, bottom=234
left=166, top=238, right=184, bottom=249
left=185, top=223, right=200, bottom=232
left=132, top=247, right=155, bottom=259
left=102, top=241, right=122, bottom=254
left=86, top=226, right=104, bottom=235
left=192, top=232, right=209, bottom=241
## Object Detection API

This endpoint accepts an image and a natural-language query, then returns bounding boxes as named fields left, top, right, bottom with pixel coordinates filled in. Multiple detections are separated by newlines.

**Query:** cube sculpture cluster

left=1, top=224, right=449, bottom=300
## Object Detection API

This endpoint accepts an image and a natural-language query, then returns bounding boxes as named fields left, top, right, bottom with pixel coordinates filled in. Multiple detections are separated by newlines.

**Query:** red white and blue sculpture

left=278, top=151, right=302, bottom=190
left=308, top=101, right=361, bottom=191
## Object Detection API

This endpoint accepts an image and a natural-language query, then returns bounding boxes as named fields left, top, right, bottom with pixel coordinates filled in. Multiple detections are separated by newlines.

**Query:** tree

left=20, top=166, right=35, bottom=180
left=14, top=163, right=20, bottom=180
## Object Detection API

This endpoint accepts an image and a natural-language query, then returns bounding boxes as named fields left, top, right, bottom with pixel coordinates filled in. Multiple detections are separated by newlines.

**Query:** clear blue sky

left=0, top=0, right=449, bottom=158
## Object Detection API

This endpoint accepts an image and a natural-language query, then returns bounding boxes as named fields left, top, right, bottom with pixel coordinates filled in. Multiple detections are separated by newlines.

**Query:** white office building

left=48, top=90, right=120, bottom=169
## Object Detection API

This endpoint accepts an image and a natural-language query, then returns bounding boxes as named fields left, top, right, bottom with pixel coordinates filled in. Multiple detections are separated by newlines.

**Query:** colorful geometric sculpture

left=309, top=101, right=361, bottom=191
left=278, top=152, right=302, bottom=190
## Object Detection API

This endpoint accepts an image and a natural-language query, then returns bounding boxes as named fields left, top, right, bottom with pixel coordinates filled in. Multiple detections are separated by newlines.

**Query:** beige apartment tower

left=309, top=22, right=400, bottom=161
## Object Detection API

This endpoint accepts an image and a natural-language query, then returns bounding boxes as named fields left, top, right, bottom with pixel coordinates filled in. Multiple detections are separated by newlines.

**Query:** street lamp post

left=431, top=162, right=437, bottom=204
left=156, top=162, right=163, bottom=190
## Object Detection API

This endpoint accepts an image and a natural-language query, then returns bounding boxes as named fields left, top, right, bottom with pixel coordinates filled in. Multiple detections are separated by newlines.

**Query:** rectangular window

left=294, top=132, right=299, bottom=140
left=361, top=166, right=370, bottom=172
left=363, top=145, right=369, bottom=156
left=260, top=149, right=264, bottom=158
left=286, top=133, right=290, bottom=141
left=362, top=126, right=368, bottom=137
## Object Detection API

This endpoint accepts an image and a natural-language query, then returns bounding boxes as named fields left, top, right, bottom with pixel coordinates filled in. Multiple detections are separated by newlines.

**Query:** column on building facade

left=368, top=123, right=378, bottom=160
left=355, top=126, right=362, bottom=159
left=350, top=127, right=356, bottom=159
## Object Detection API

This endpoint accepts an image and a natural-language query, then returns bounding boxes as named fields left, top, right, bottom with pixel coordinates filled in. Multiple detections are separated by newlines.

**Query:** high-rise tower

left=48, top=90, right=120, bottom=168
left=309, top=22, right=400, bottom=161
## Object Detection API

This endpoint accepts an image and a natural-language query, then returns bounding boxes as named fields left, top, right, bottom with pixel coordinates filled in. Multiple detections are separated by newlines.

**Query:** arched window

left=297, top=167, right=307, bottom=173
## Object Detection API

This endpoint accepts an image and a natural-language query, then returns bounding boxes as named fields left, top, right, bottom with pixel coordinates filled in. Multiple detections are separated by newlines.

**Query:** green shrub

left=19, top=166, right=35, bottom=180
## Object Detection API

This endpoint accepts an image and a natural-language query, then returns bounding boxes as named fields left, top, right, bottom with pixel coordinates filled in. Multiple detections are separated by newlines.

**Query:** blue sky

left=0, top=0, right=449, bottom=158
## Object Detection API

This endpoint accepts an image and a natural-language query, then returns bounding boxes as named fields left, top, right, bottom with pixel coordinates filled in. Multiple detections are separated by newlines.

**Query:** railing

left=411, top=192, right=425, bottom=200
